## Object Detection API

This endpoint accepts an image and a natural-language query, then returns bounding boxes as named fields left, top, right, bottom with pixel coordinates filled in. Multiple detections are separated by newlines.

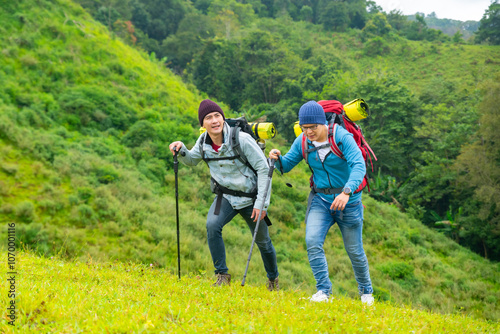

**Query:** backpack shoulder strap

left=199, top=132, right=208, bottom=164
left=199, top=131, right=239, bottom=164
left=328, top=123, right=345, bottom=160
left=301, top=134, right=307, bottom=161
left=230, top=124, right=258, bottom=175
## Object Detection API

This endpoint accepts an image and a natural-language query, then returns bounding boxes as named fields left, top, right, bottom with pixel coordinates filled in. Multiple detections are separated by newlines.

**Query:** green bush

left=38, top=199, right=65, bottom=215
left=17, top=223, right=49, bottom=250
left=0, top=203, right=14, bottom=214
left=378, top=261, right=415, bottom=280
left=94, top=165, right=120, bottom=184
left=364, top=36, right=390, bottom=56
left=72, top=204, right=98, bottom=226
left=77, top=187, right=94, bottom=203
left=15, top=201, right=35, bottom=222
left=121, top=120, right=157, bottom=148
left=1, top=162, right=19, bottom=175
left=56, top=86, right=137, bottom=131
left=407, top=228, right=423, bottom=245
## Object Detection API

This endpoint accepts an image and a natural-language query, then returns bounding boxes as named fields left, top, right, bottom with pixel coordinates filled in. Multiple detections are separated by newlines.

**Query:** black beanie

left=198, top=99, right=225, bottom=126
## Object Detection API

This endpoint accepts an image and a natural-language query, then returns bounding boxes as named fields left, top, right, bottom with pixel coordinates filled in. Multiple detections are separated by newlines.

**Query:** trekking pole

left=241, top=158, right=276, bottom=286
left=173, top=149, right=184, bottom=280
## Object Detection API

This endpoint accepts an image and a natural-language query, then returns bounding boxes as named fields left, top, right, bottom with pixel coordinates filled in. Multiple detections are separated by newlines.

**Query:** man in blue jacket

left=169, top=99, right=279, bottom=290
left=269, top=100, right=373, bottom=304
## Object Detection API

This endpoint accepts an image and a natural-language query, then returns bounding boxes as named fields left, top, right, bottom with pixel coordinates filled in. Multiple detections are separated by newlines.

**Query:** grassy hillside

left=288, top=24, right=499, bottom=99
left=0, top=0, right=499, bottom=324
left=1, top=251, right=499, bottom=333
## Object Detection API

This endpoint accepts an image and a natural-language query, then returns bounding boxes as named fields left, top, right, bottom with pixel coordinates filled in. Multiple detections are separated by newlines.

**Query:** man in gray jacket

left=169, top=99, right=279, bottom=290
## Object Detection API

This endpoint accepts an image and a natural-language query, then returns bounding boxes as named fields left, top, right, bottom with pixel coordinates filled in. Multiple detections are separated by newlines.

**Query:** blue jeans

left=306, top=194, right=373, bottom=296
left=206, top=196, right=279, bottom=280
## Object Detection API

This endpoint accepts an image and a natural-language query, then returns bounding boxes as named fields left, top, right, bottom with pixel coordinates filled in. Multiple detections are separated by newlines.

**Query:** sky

left=373, top=0, right=494, bottom=21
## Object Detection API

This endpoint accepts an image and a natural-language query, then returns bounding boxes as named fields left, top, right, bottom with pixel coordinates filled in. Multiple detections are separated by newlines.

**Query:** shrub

left=38, top=199, right=65, bottom=215
left=364, top=36, right=390, bottom=56
left=103, top=221, right=122, bottom=236
left=0, top=203, right=14, bottom=214
left=56, top=86, right=137, bottom=131
left=378, top=261, right=415, bottom=280
left=94, top=197, right=118, bottom=221
left=17, top=223, right=49, bottom=249
left=373, top=286, right=391, bottom=301
left=94, top=165, right=120, bottom=184
left=68, top=195, right=79, bottom=206
left=77, top=187, right=94, bottom=203
left=137, top=158, right=166, bottom=184
left=72, top=204, right=98, bottom=226
left=121, top=120, right=157, bottom=147
left=15, top=201, right=35, bottom=222
left=407, top=228, right=423, bottom=245
left=1, top=162, right=19, bottom=175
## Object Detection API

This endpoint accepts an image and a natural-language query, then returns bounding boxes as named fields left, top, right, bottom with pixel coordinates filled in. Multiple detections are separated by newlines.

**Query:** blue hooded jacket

left=277, top=125, right=366, bottom=204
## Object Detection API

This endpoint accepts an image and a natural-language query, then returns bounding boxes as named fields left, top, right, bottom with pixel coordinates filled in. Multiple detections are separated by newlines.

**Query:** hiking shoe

left=310, top=291, right=330, bottom=302
left=361, top=294, right=374, bottom=306
left=267, top=278, right=279, bottom=291
left=212, top=273, right=231, bottom=287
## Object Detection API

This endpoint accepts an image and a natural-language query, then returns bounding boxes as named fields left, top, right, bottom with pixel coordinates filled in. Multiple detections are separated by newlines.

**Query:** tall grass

left=1, top=251, right=498, bottom=333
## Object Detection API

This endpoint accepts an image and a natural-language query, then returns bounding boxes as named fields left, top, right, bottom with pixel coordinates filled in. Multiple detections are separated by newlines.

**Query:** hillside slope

left=0, top=0, right=499, bottom=323
left=1, top=251, right=499, bottom=333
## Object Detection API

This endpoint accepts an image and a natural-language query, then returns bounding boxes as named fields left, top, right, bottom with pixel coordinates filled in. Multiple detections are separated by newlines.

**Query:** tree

left=347, top=0, right=368, bottom=29
left=135, top=0, right=190, bottom=41
left=354, top=76, right=418, bottom=180
left=362, top=12, right=392, bottom=36
left=366, top=0, right=382, bottom=14
left=386, top=9, right=407, bottom=31
left=318, top=0, right=349, bottom=31
left=452, top=31, right=463, bottom=44
left=404, top=14, right=428, bottom=40
left=453, top=75, right=500, bottom=260
left=239, top=29, right=303, bottom=105
left=475, top=0, right=500, bottom=45
left=162, top=13, right=216, bottom=70
left=300, top=5, right=313, bottom=22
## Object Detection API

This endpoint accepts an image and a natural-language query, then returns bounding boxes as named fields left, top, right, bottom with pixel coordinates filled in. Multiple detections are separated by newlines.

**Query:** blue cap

left=298, top=101, right=326, bottom=125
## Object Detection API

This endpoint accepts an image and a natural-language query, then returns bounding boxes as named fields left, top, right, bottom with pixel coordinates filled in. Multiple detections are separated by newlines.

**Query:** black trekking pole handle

left=241, top=158, right=276, bottom=286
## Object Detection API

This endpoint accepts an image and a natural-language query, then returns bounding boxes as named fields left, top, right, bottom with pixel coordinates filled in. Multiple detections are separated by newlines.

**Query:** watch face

left=343, top=187, right=351, bottom=195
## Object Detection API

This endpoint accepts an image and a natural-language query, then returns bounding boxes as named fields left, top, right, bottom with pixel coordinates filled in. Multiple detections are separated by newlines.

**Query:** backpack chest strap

left=212, top=177, right=257, bottom=214
left=304, top=142, right=331, bottom=154
left=211, top=178, right=272, bottom=226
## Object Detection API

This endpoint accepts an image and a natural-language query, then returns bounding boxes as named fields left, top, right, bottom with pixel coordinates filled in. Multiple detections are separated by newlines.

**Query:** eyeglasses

left=300, top=124, right=319, bottom=132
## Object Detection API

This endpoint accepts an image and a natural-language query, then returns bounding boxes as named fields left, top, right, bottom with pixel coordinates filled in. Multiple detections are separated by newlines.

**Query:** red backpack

left=300, top=100, right=377, bottom=194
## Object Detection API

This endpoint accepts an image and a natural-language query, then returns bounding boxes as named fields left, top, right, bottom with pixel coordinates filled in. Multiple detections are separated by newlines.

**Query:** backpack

left=199, top=117, right=273, bottom=174
left=300, top=100, right=377, bottom=194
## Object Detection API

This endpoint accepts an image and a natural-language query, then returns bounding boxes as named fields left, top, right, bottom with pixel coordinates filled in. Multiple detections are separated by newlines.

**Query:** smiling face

left=202, top=111, right=224, bottom=137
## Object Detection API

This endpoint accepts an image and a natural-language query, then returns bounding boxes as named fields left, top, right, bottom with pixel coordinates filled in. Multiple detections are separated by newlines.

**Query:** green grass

left=1, top=251, right=499, bottom=333
left=1, top=140, right=500, bottom=322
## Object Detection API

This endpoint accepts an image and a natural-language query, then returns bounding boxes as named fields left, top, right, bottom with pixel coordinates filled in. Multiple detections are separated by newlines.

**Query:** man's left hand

left=251, top=208, right=267, bottom=222
left=330, top=193, right=350, bottom=211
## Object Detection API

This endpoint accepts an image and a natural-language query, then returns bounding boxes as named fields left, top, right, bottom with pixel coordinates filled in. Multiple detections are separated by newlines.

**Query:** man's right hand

left=269, top=149, right=281, bottom=160
left=169, top=141, right=183, bottom=155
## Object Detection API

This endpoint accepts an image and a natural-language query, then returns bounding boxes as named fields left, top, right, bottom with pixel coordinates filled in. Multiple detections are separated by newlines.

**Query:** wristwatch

left=342, top=187, right=352, bottom=196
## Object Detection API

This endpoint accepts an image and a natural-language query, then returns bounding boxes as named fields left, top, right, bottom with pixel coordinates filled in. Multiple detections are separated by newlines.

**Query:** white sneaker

left=361, top=294, right=374, bottom=306
left=310, top=291, right=330, bottom=302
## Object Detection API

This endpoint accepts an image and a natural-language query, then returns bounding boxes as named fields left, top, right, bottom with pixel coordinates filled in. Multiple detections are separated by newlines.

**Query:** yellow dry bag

left=343, top=99, right=369, bottom=121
